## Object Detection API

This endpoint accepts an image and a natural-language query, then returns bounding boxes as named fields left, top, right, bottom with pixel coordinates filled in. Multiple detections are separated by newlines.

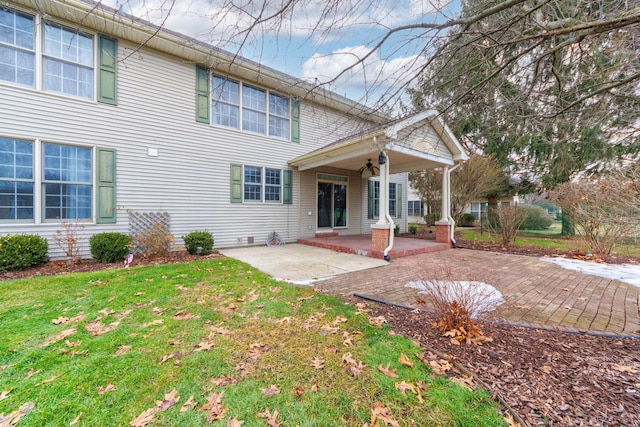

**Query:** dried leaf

left=130, top=407, right=159, bottom=426
left=257, top=408, right=280, bottom=427
left=52, top=316, right=69, bottom=325
left=450, top=375, right=475, bottom=391
left=261, top=385, right=280, bottom=397
left=0, top=402, right=34, bottom=426
left=193, top=340, right=216, bottom=352
left=310, top=380, right=319, bottom=393
left=158, top=353, right=175, bottom=364
left=179, top=395, right=196, bottom=413
left=98, top=382, right=117, bottom=395
left=36, top=374, right=62, bottom=386
left=311, top=356, right=325, bottom=370
left=332, top=314, right=348, bottom=325
left=141, top=319, right=164, bottom=328
left=26, top=369, right=39, bottom=379
left=541, top=365, right=552, bottom=374
left=40, top=328, right=76, bottom=347
left=278, top=317, right=292, bottom=324
left=173, top=311, right=200, bottom=321
left=0, top=390, right=11, bottom=402
left=69, top=412, right=83, bottom=426
left=114, top=345, right=131, bottom=356
left=156, top=388, right=180, bottom=412
left=398, top=353, right=414, bottom=368
left=295, top=387, right=305, bottom=397
left=503, top=412, right=521, bottom=427
left=0, top=364, right=14, bottom=371
left=85, top=321, right=120, bottom=336
left=611, top=364, right=638, bottom=373
left=209, top=326, right=231, bottom=335
left=395, top=381, right=417, bottom=395
left=368, top=316, right=387, bottom=327
left=210, top=375, right=237, bottom=387
left=429, top=359, right=453, bottom=375
left=199, top=392, right=226, bottom=422
left=227, top=418, right=244, bottom=427
left=378, top=363, right=399, bottom=379
left=326, top=346, right=337, bottom=354
left=370, top=402, right=399, bottom=427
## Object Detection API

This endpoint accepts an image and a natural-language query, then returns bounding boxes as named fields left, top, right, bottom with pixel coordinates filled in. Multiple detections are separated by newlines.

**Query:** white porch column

left=376, top=152, right=389, bottom=225
left=440, top=165, right=449, bottom=222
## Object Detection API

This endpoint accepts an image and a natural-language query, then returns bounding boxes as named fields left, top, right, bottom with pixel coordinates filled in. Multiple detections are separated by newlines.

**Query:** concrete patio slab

left=219, top=244, right=387, bottom=283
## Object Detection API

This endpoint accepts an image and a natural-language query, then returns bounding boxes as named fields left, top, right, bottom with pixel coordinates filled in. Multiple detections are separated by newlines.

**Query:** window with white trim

left=373, top=182, right=399, bottom=217
left=211, top=75, right=290, bottom=139
left=407, top=200, right=423, bottom=217
left=43, top=23, right=93, bottom=99
left=43, top=143, right=92, bottom=219
left=0, top=7, right=35, bottom=86
left=243, top=166, right=281, bottom=203
left=0, top=138, right=34, bottom=220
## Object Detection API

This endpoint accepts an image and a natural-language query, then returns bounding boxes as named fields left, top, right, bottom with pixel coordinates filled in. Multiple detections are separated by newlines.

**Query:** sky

left=103, top=0, right=460, bottom=107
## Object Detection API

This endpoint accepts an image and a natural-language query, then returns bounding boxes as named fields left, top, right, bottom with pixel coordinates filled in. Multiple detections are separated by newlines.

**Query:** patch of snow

left=540, top=258, right=640, bottom=287
left=405, top=280, right=505, bottom=317
left=273, top=276, right=336, bottom=286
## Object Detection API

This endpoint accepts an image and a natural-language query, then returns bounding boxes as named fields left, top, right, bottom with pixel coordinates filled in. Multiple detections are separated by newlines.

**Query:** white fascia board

left=384, top=110, right=438, bottom=139
left=388, top=145, right=454, bottom=167
left=295, top=147, right=377, bottom=171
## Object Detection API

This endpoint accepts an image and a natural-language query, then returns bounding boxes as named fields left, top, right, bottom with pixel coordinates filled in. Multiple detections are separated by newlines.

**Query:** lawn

left=0, top=258, right=507, bottom=426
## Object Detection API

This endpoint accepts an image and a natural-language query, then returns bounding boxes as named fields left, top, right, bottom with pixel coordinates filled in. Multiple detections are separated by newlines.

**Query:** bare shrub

left=486, top=204, right=528, bottom=247
left=550, top=165, right=640, bottom=255
left=133, top=221, right=175, bottom=259
left=52, top=220, right=85, bottom=260
left=411, top=267, right=503, bottom=345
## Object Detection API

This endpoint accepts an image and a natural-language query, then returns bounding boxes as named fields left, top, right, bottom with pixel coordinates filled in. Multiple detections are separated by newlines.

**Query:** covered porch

left=289, top=110, right=468, bottom=259
left=298, top=234, right=450, bottom=259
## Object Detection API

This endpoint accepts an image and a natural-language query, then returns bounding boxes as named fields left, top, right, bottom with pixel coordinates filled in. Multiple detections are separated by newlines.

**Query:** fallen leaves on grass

left=428, top=359, right=453, bottom=375
left=141, top=319, right=163, bottom=328
left=130, top=407, right=158, bottom=426
left=179, top=396, right=196, bottom=413
left=114, top=345, right=131, bottom=356
left=156, top=389, right=180, bottom=412
left=40, top=328, right=76, bottom=347
left=85, top=321, right=120, bottom=336
left=398, top=353, right=413, bottom=368
left=450, top=375, right=475, bottom=391
left=158, top=353, right=175, bottom=364
left=173, top=311, right=200, bottom=321
left=52, top=316, right=69, bottom=324
left=311, top=356, right=325, bottom=370
left=36, top=375, right=62, bottom=386
left=368, top=316, right=387, bottom=327
left=0, top=402, right=34, bottom=426
left=378, top=363, right=399, bottom=378
left=210, top=375, right=237, bottom=387
left=199, top=392, right=226, bottom=422
left=0, top=365, right=14, bottom=371
left=257, top=408, right=280, bottom=427
left=98, top=382, right=117, bottom=394
left=0, top=390, right=11, bottom=402
left=193, top=340, right=216, bottom=353
left=261, top=385, right=280, bottom=397
left=69, top=412, right=83, bottom=425
left=369, top=402, right=399, bottom=427
left=227, top=418, right=244, bottom=426
left=342, top=353, right=365, bottom=378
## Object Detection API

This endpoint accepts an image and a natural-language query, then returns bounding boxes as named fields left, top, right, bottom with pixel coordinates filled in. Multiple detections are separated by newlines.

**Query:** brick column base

left=371, top=226, right=390, bottom=252
left=435, top=222, right=451, bottom=244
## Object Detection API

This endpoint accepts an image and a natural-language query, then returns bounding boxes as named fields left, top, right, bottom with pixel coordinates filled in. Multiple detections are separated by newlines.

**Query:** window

left=264, top=168, right=281, bottom=202
left=269, top=93, right=290, bottom=139
left=43, top=143, right=92, bottom=219
left=407, top=200, right=424, bottom=217
left=0, top=138, right=33, bottom=220
left=368, top=180, right=402, bottom=219
left=43, top=23, right=94, bottom=99
left=231, top=164, right=290, bottom=204
left=212, top=76, right=239, bottom=128
left=242, top=84, right=266, bottom=134
left=0, top=7, right=35, bottom=86
left=208, top=74, right=293, bottom=140
left=470, top=202, right=486, bottom=220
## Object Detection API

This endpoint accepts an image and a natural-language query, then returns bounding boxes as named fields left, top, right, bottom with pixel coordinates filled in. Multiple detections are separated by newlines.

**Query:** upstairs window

left=0, top=7, right=35, bottom=86
left=212, top=76, right=239, bottom=128
left=43, top=23, right=93, bottom=99
left=268, top=93, right=290, bottom=139
left=242, top=84, right=266, bottom=134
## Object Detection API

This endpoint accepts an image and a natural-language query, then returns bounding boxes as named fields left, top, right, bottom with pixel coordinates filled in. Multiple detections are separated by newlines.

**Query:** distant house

left=1, top=0, right=467, bottom=259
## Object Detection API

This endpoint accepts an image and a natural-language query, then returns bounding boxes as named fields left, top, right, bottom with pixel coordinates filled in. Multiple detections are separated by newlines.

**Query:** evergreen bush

left=90, top=232, right=132, bottom=263
left=520, top=205, right=553, bottom=230
left=0, top=234, right=49, bottom=271
left=183, top=231, right=214, bottom=255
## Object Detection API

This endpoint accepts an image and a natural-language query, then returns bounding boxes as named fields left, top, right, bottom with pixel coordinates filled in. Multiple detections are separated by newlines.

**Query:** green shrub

left=90, top=232, right=132, bottom=263
left=409, top=224, right=418, bottom=234
left=0, top=234, right=49, bottom=271
left=520, top=204, right=553, bottom=230
left=459, top=213, right=476, bottom=227
left=424, top=213, right=439, bottom=226
left=183, top=231, right=214, bottom=255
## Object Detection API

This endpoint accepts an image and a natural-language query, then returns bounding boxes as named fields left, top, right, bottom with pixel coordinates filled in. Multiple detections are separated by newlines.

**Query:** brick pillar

left=435, top=221, right=451, bottom=244
left=371, top=226, right=390, bottom=252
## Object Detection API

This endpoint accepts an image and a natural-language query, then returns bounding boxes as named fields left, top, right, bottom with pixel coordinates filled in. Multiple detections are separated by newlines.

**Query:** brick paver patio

left=314, top=248, right=640, bottom=337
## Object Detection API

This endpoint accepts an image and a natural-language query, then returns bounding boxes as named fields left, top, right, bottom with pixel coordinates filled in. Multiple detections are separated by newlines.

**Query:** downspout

left=446, top=162, right=462, bottom=247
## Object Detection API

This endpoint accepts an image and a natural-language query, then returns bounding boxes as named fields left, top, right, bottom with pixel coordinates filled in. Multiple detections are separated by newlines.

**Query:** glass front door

left=317, top=181, right=347, bottom=229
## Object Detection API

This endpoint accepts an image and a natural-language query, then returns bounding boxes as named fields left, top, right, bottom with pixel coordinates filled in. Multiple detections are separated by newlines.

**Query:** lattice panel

left=128, top=211, right=171, bottom=254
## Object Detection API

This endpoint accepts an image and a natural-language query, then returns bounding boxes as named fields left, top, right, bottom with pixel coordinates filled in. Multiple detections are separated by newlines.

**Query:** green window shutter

left=96, top=147, right=116, bottom=223
left=196, top=65, right=210, bottom=123
left=230, top=164, right=242, bottom=203
left=283, top=170, right=293, bottom=204
left=291, top=99, right=300, bottom=142
left=97, top=35, right=117, bottom=105
left=367, top=180, right=374, bottom=219
left=396, top=183, right=402, bottom=218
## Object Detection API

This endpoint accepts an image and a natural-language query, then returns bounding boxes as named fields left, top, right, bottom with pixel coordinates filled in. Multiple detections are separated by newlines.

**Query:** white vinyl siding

left=0, top=7, right=34, bottom=86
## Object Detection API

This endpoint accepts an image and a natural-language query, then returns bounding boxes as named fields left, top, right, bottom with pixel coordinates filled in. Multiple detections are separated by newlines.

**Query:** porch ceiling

left=289, top=110, right=468, bottom=174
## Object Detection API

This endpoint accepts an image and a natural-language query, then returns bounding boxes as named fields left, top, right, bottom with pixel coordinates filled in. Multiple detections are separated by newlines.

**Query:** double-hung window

left=0, top=138, right=34, bottom=220
left=264, top=168, right=281, bottom=202
left=207, top=73, right=294, bottom=140
left=43, top=23, right=94, bottom=99
left=242, top=85, right=266, bottom=134
left=368, top=181, right=402, bottom=219
left=212, top=76, right=239, bottom=128
left=43, top=143, right=92, bottom=220
left=243, top=166, right=262, bottom=202
left=0, top=7, right=35, bottom=86
left=243, top=166, right=281, bottom=203
left=407, top=200, right=424, bottom=217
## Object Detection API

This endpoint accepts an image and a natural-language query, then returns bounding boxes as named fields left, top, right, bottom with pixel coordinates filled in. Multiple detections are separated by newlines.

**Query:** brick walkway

left=315, top=249, right=640, bottom=337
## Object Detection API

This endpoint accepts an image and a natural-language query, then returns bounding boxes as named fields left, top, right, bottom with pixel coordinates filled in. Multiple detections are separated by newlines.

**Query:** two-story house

left=0, top=0, right=467, bottom=259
